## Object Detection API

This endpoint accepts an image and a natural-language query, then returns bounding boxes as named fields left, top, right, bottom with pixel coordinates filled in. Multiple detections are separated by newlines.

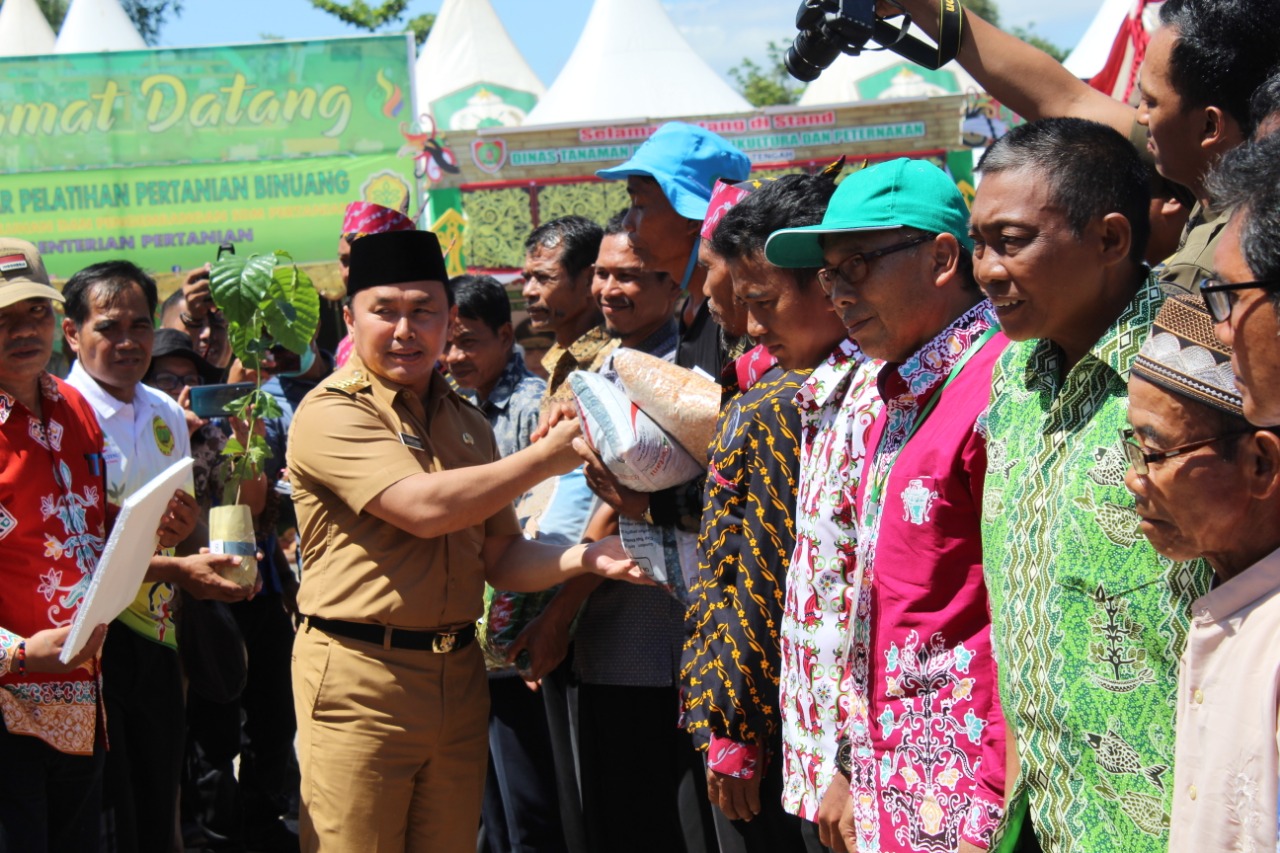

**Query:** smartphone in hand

left=188, top=382, right=255, bottom=419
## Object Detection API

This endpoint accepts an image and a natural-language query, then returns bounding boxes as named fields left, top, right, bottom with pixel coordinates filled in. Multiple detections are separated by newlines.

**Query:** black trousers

left=799, top=817, right=833, bottom=853
left=577, top=683, right=715, bottom=853
left=708, top=740, right=805, bottom=853
left=482, top=675, right=567, bottom=853
left=540, top=653, right=586, bottom=853
left=0, top=723, right=104, bottom=853
left=182, top=593, right=298, bottom=843
left=101, top=625, right=185, bottom=853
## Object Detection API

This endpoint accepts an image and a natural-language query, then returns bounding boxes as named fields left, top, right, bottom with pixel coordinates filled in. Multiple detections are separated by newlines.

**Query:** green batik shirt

left=980, top=273, right=1212, bottom=852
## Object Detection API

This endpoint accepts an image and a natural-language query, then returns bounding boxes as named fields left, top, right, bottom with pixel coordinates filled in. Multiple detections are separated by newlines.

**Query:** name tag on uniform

left=400, top=432, right=425, bottom=451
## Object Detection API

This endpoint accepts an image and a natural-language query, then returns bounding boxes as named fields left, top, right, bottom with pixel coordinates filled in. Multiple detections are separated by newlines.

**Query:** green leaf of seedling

left=228, top=324, right=265, bottom=371
left=263, top=262, right=320, bottom=356
left=248, top=433, right=270, bottom=460
left=244, top=433, right=271, bottom=478
left=209, top=253, right=278, bottom=327
left=225, top=392, right=256, bottom=421
left=232, top=454, right=259, bottom=484
left=222, top=436, right=246, bottom=456
left=255, top=392, right=283, bottom=420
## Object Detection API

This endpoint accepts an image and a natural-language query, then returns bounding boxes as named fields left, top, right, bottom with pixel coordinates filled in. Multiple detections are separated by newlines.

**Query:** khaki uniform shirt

left=1127, top=115, right=1230, bottom=296
left=1157, top=201, right=1229, bottom=295
left=287, top=356, right=520, bottom=630
left=540, top=323, right=618, bottom=415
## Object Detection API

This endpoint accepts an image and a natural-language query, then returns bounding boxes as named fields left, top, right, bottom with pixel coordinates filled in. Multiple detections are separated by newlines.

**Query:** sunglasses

left=1199, top=276, right=1280, bottom=324
left=817, top=234, right=934, bottom=296
left=1118, top=427, right=1251, bottom=475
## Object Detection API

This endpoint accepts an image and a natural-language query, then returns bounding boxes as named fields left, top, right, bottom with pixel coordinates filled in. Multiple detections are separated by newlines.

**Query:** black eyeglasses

left=1118, top=427, right=1252, bottom=475
left=150, top=371, right=204, bottom=393
left=817, top=234, right=935, bottom=296
left=1199, top=277, right=1280, bottom=324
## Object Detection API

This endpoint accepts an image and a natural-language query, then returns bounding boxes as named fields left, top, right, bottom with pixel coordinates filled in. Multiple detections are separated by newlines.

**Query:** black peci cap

left=347, top=230, right=449, bottom=297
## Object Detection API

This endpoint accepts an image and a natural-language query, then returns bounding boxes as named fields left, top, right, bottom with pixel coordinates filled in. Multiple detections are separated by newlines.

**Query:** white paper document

left=618, top=516, right=695, bottom=603
left=60, top=457, right=194, bottom=664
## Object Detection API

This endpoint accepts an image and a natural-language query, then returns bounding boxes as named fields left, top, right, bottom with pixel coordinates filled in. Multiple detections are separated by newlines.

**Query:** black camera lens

left=786, top=27, right=842, bottom=82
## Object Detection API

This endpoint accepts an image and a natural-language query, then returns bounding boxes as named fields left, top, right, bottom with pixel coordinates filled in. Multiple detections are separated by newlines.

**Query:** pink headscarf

left=340, top=201, right=415, bottom=238
left=335, top=202, right=416, bottom=368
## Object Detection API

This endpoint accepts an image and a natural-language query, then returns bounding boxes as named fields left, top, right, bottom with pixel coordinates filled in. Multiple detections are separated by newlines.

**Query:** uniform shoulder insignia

left=325, top=370, right=371, bottom=396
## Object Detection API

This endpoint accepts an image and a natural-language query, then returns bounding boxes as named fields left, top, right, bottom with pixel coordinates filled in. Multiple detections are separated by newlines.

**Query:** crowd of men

left=4, top=0, right=1280, bottom=851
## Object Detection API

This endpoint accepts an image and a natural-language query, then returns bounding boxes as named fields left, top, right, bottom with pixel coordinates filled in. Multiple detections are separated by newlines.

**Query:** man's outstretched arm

left=881, top=0, right=1136, bottom=133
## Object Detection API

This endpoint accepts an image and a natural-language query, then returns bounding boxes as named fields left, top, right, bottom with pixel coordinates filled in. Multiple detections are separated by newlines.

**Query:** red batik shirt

left=0, top=374, right=108, bottom=755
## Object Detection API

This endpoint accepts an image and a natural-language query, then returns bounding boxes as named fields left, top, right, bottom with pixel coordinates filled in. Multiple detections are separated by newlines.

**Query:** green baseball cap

left=765, top=158, right=973, bottom=268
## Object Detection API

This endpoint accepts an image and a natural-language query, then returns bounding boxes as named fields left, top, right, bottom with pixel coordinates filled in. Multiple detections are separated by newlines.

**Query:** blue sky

left=160, top=0, right=1101, bottom=89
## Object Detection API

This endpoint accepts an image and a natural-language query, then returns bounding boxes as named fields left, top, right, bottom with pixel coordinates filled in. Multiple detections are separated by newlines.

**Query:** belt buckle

left=431, top=631, right=457, bottom=654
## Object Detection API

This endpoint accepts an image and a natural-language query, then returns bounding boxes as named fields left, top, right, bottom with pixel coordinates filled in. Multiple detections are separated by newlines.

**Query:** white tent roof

left=55, top=0, right=145, bottom=53
left=798, top=49, right=981, bottom=106
left=415, top=0, right=545, bottom=130
left=1063, top=0, right=1136, bottom=79
left=523, top=0, right=750, bottom=126
left=0, top=0, right=55, bottom=57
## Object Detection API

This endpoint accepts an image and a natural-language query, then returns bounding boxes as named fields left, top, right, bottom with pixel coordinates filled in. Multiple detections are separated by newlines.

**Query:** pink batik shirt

left=847, top=302, right=1009, bottom=851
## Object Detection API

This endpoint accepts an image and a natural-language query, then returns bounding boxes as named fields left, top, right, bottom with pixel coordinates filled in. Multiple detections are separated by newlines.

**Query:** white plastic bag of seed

left=569, top=370, right=703, bottom=492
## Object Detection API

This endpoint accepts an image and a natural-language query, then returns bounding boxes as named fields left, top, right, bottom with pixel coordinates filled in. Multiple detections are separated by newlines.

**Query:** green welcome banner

left=0, top=35, right=418, bottom=277
left=4, top=153, right=412, bottom=275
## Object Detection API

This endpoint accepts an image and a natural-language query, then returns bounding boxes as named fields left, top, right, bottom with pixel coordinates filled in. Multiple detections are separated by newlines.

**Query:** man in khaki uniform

left=287, top=229, right=639, bottom=853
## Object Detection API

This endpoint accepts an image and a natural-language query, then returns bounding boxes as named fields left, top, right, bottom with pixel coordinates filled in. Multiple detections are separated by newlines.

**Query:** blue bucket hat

left=596, top=122, right=751, bottom=221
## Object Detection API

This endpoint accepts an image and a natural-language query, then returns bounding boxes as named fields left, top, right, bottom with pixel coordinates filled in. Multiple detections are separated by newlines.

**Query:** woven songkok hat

left=1132, top=292, right=1243, bottom=416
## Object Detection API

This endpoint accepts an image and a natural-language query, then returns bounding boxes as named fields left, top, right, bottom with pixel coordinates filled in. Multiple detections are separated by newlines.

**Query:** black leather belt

left=304, top=615, right=475, bottom=653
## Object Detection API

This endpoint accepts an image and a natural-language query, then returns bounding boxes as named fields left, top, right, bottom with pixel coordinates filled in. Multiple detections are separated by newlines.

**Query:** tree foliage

left=34, top=0, right=69, bottom=30
left=35, top=0, right=183, bottom=45
left=729, top=40, right=803, bottom=107
left=309, top=0, right=434, bottom=46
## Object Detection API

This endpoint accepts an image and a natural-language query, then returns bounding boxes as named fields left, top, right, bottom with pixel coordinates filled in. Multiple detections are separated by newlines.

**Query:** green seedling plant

left=208, top=250, right=319, bottom=505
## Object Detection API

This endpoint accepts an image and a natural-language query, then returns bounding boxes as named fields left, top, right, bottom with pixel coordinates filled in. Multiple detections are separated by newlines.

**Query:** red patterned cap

left=341, top=202, right=415, bottom=239
left=700, top=177, right=778, bottom=241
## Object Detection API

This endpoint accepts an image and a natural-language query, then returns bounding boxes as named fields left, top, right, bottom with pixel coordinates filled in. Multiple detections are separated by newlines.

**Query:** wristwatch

left=835, top=734, right=853, bottom=778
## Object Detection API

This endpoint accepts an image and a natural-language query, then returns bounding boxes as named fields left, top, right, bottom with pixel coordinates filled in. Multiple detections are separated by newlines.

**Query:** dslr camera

left=784, top=0, right=963, bottom=82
